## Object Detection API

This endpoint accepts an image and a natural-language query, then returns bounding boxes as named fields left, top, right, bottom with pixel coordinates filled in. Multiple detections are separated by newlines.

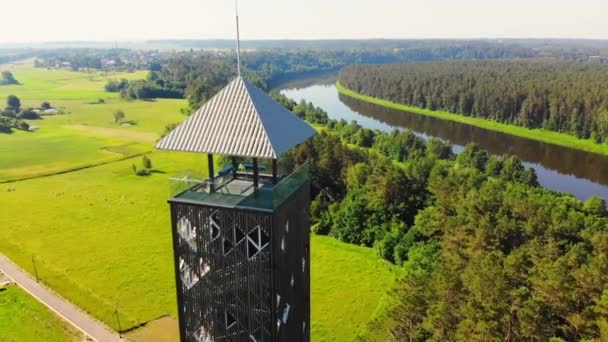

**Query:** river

left=279, top=75, right=608, bottom=202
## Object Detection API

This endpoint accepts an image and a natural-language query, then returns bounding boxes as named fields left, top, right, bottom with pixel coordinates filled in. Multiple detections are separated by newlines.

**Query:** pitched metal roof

left=155, top=77, right=316, bottom=159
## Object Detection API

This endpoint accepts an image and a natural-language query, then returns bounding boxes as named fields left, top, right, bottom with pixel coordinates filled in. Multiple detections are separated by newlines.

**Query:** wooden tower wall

left=169, top=182, right=311, bottom=342
left=271, top=181, right=311, bottom=341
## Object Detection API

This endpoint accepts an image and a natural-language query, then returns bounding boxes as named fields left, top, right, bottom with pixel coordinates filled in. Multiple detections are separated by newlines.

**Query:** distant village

left=32, top=48, right=233, bottom=72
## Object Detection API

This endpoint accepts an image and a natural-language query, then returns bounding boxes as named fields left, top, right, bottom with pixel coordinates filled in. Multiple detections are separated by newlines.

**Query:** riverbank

left=336, top=82, right=608, bottom=157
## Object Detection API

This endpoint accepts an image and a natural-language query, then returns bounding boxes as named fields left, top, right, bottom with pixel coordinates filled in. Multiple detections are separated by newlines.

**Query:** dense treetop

left=339, top=59, right=608, bottom=142
left=271, top=92, right=608, bottom=341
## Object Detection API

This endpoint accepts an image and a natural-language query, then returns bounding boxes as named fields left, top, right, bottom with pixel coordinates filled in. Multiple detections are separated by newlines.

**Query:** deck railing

left=169, top=161, right=310, bottom=210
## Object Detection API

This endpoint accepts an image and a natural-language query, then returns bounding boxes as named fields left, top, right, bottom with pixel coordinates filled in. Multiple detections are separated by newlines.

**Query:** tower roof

left=155, top=77, right=316, bottom=159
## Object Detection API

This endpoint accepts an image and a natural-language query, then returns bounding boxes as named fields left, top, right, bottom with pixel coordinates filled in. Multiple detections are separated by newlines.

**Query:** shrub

left=0, top=121, right=11, bottom=133
left=0, top=71, right=18, bottom=85
left=105, top=79, right=129, bottom=92
left=160, top=123, right=178, bottom=139
left=6, top=95, right=20, bottom=112
left=113, top=110, right=125, bottom=124
left=584, top=196, right=607, bottom=217
left=133, top=159, right=152, bottom=176
left=18, top=108, right=40, bottom=120
left=16, top=120, right=29, bottom=131
left=142, top=156, right=152, bottom=169
left=1, top=109, right=16, bottom=118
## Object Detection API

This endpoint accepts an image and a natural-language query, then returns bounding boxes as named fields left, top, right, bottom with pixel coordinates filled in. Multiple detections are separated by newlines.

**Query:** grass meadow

left=0, top=61, right=146, bottom=100
left=0, top=284, right=82, bottom=341
left=0, top=63, right=399, bottom=341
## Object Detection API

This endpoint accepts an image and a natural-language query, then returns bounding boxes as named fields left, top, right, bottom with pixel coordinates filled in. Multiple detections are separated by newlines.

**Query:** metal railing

left=169, top=162, right=310, bottom=210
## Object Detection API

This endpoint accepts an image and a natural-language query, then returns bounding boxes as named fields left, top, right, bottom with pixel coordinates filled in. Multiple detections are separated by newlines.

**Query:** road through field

left=0, top=253, right=121, bottom=342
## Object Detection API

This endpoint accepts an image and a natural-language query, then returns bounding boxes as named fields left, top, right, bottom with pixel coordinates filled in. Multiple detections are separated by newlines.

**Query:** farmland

left=0, top=63, right=399, bottom=341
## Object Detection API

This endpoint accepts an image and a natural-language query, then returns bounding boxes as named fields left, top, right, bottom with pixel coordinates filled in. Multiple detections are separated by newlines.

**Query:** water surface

left=280, top=76, right=608, bottom=202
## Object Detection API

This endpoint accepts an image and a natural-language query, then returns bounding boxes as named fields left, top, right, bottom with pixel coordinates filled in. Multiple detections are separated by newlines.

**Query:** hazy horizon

left=2, top=0, right=608, bottom=43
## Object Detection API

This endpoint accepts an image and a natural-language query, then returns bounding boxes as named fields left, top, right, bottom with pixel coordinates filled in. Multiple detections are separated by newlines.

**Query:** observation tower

left=156, top=75, right=316, bottom=341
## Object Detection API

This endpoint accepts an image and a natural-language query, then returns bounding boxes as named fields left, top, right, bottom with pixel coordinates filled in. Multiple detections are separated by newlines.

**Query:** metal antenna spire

left=235, top=0, right=242, bottom=77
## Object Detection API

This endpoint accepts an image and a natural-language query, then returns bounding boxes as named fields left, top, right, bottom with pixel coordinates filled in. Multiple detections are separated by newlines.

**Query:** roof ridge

left=241, top=78, right=280, bottom=158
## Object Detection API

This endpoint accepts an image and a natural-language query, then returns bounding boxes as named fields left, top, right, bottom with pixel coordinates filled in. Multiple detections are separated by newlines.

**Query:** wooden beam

left=231, top=157, right=238, bottom=180
left=208, top=154, right=215, bottom=192
left=272, top=159, right=278, bottom=184
left=253, top=158, right=259, bottom=190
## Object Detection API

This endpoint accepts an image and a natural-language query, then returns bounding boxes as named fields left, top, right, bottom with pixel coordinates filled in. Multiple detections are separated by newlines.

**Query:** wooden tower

left=156, top=76, right=316, bottom=341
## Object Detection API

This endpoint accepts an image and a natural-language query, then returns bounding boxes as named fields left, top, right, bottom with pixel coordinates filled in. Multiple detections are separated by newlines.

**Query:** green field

left=0, top=284, right=81, bottom=341
left=0, top=61, right=147, bottom=100
left=337, top=82, right=608, bottom=157
left=0, top=64, right=186, bottom=182
left=0, top=64, right=399, bottom=341
left=311, top=236, right=400, bottom=341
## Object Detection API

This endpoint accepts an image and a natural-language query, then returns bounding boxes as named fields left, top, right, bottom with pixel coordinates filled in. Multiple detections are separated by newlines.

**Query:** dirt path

left=0, top=253, right=121, bottom=342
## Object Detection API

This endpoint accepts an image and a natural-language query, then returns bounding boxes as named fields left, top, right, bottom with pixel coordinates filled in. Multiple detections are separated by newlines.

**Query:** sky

left=1, top=0, right=607, bottom=43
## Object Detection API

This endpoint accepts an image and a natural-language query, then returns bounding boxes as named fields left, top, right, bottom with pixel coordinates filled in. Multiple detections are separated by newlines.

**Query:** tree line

left=116, top=41, right=545, bottom=108
left=33, top=40, right=603, bottom=110
left=339, top=59, right=608, bottom=143
left=105, top=73, right=184, bottom=100
left=271, top=91, right=608, bottom=341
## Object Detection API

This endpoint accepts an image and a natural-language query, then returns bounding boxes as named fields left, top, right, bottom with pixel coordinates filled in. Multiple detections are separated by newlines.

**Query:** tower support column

left=253, top=158, right=259, bottom=189
left=208, top=154, right=215, bottom=192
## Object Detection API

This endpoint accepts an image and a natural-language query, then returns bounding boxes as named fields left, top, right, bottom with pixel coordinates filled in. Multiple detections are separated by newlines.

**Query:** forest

left=146, top=44, right=537, bottom=109
left=339, top=60, right=608, bottom=143
left=270, top=91, right=608, bottom=341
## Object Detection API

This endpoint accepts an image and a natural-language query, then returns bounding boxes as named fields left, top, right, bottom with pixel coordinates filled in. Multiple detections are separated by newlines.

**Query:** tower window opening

left=199, top=259, right=210, bottom=278
left=247, top=225, right=269, bottom=260
left=225, top=310, right=237, bottom=329
left=282, top=303, right=291, bottom=324
left=235, top=224, right=246, bottom=243
left=224, top=238, right=233, bottom=255
left=179, top=257, right=199, bottom=289
left=177, top=216, right=197, bottom=251
left=209, top=211, right=220, bottom=241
